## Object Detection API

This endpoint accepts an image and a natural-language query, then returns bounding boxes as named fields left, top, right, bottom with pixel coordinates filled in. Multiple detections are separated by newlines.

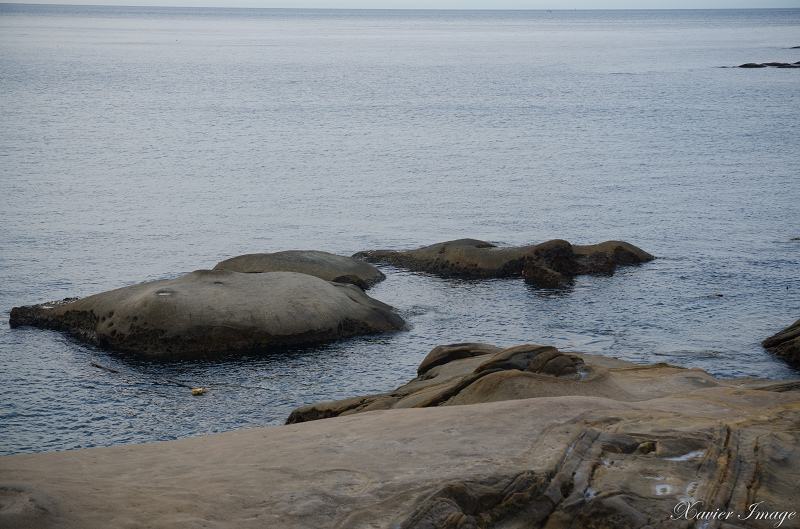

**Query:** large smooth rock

left=9, top=270, right=406, bottom=356
left=213, top=250, right=386, bottom=289
left=3, top=352, right=799, bottom=529
left=763, top=318, right=800, bottom=368
left=353, top=238, right=653, bottom=283
left=523, top=239, right=655, bottom=288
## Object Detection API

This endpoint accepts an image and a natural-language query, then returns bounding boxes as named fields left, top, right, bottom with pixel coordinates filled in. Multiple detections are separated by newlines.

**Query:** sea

left=1, top=4, right=799, bottom=456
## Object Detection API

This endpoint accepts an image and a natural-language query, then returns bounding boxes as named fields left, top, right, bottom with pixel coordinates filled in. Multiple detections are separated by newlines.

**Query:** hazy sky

left=4, top=0, right=800, bottom=8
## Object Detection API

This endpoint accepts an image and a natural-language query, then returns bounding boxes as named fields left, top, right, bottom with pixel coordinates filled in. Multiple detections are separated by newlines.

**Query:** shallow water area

left=1, top=6, right=799, bottom=455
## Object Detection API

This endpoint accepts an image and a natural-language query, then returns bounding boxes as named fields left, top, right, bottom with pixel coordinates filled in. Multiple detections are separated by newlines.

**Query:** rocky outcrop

left=286, top=342, right=793, bottom=424
left=353, top=238, right=654, bottom=283
left=763, top=318, right=800, bottom=368
left=213, top=250, right=385, bottom=289
left=9, top=270, right=406, bottom=356
left=354, top=238, right=536, bottom=278
left=3, top=350, right=799, bottom=529
left=523, top=239, right=655, bottom=288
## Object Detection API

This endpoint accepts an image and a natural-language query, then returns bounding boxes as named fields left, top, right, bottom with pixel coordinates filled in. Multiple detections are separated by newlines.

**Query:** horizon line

left=2, top=2, right=798, bottom=9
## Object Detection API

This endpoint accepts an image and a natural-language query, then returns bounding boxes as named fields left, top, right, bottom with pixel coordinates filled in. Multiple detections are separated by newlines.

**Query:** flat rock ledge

left=213, top=250, right=386, bottom=289
left=763, top=318, right=800, bottom=368
left=3, top=348, right=798, bottom=529
left=9, top=270, right=406, bottom=356
left=354, top=238, right=654, bottom=287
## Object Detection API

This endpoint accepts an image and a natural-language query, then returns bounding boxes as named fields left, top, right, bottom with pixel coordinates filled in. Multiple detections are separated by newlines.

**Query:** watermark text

left=671, top=501, right=796, bottom=528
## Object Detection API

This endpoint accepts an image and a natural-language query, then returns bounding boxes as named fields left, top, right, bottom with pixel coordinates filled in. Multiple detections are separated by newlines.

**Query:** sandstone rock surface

left=213, top=250, right=385, bottom=289
left=8, top=270, right=406, bottom=356
left=353, top=238, right=654, bottom=285
left=763, top=318, right=800, bottom=368
left=287, top=343, right=736, bottom=424
left=2, top=349, right=799, bottom=529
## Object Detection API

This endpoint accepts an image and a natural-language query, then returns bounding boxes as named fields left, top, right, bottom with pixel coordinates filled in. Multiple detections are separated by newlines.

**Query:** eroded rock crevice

left=396, top=422, right=793, bottom=529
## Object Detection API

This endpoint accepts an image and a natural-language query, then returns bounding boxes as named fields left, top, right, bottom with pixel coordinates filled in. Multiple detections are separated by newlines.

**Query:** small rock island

left=9, top=266, right=405, bottom=356
left=354, top=238, right=655, bottom=288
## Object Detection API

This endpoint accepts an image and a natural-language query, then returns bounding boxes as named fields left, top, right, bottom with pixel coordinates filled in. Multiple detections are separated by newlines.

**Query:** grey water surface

left=1, top=5, right=799, bottom=455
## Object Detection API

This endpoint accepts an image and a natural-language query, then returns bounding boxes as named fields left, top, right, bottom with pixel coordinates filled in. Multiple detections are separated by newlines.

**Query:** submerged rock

left=353, top=238, right=654, bottom=285
left=763, top=318, right=800, bottom=368
left=9, top=270, right=406, bottom=356
left=213, top=250, right=385, bottom=289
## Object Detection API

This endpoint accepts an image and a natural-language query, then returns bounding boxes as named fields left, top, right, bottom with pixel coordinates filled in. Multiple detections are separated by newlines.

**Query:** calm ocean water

left=1, top=5, right=799, bottom=455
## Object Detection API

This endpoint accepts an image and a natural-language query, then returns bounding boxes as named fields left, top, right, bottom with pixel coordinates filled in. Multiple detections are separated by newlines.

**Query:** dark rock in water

left=523, top=239, right=654, bottom=288
left=763, top=318, right=800, bottom=368
left=738, top=62, right=799, bottom=68
left=213, top=250, right=385, bottom=289
left=354, top=238, right=536, bottom=278
left=765, top=62, right=800, bottom=68
left=354, top=238, right=653, bottom=283
left=522, top=239, right=594, bottom=287
left=9, top=270, right=406, bottom=356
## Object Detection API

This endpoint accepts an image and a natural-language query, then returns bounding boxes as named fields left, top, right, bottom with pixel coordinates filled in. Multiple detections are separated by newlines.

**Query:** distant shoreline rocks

left=9, top=269, right=406, bottom=356
left=736, top=61, right=800, bottom=68
left=354, top=238, right=654, bottom=287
